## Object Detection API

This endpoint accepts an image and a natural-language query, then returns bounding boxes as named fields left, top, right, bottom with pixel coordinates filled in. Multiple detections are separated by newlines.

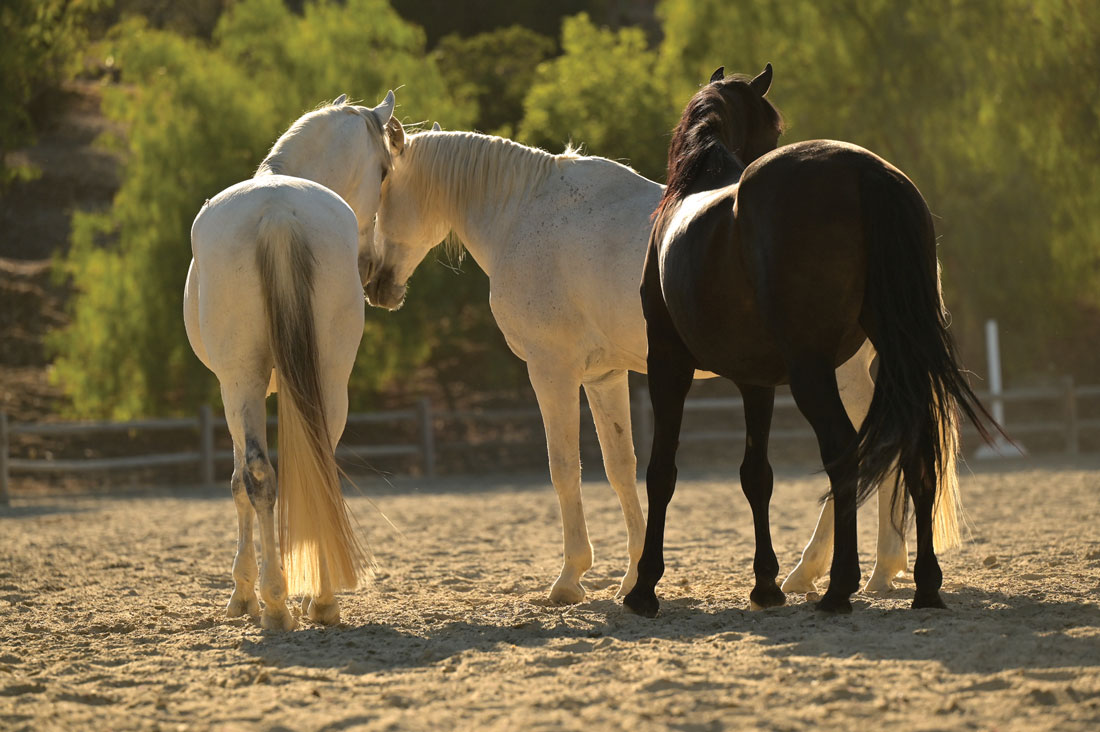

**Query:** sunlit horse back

left=184, top=92, right=398, bottom=629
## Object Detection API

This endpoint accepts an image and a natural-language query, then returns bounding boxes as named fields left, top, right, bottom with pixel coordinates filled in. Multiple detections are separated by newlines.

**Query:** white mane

left=257, top=100, right=391, bottom=177
left=400, top=131, right=588, bottom=256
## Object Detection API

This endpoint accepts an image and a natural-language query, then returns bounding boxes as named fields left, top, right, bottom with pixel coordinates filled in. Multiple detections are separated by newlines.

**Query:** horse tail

left=856, top=166, right=1001, bottom=552
left=255, top=210, right=367, bottom=597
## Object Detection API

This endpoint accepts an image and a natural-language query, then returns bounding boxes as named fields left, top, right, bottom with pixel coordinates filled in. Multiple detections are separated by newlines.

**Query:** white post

left=985, top=319, right=1005, bottom=427
left=976, top=318, right=1025, bottom=458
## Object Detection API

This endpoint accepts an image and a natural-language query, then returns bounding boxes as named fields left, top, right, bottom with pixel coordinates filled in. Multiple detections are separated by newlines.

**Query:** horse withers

left=623, top=65, right=1000, bottom=617
left=184, top=92, right=399, bottom=630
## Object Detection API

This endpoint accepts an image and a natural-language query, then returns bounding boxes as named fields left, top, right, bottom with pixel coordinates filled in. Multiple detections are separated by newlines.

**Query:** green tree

left=518, top=13, right=676, bottom=180
left=435, top=25, right=556, bottom=136
left=50, top=0, right=480, bottom=418
left=655, top=0, right=1100, bottom=379
left=0, top=0, right=103, bottom=185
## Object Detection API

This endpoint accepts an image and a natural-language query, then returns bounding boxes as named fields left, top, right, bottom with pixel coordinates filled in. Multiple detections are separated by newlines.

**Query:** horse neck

left=258, top=120, right=366, bottom=213
left=405, top=133, right=551, bottom=278
left=691, top=141, right=745, bottom=194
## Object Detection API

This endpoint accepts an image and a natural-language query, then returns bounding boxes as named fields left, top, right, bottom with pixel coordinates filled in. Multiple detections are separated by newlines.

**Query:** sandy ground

left=2, top=457, right=1099, bottom=731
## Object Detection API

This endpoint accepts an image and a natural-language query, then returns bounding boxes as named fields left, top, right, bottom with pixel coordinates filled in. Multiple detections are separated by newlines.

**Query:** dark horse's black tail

left=856, top=165, right=1002, bottom=550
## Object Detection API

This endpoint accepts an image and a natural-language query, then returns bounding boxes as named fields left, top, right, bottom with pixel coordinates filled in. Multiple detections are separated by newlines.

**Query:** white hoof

left=781, top=565, right=821, bottom=594
left=616, top=566, right=639, bottom=598
left=226, top=591, right=260, bottom=620
left=865, top=566, right=904, bottom=593
left=261, top=605, right=297, bottom=631
left=549, top=577, right=586, bottom=605
left=305, top=598, right=340, bottom=625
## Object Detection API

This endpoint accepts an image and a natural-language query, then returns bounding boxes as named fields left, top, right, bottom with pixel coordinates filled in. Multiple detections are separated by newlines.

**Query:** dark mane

left=655, top=75, right=784, bottom=221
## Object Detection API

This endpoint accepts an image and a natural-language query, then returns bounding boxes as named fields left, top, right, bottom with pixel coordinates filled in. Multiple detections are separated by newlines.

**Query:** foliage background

left=3, top=0, right=1098, bottom=418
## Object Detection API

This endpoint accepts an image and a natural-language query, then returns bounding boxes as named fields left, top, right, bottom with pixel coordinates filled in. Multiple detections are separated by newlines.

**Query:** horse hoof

left=549, top=578, right=586, bottom=605
left=815, top=593, right=853, bottom=614
left=616, top=568, right=639, bottom=598
left=749, top=584, right=786, bottom=610
left=865, top=566, right=904, bottom=594
left=306, top=599, right=341, bottom=625
left=780, top=568, right=820, bottom=594
left=622, top=588, right=660, bottom=618
left=912, top=591, right=948, bottom=609
left=226, top=593, right=260, bottom=620
left=261, top=606, right=297, bottom=631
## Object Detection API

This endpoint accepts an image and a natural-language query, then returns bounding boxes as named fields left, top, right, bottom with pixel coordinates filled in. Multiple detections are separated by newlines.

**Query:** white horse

left=362, top=127, right=923, bottom=603
left=184, top=92, right=399, bottom=629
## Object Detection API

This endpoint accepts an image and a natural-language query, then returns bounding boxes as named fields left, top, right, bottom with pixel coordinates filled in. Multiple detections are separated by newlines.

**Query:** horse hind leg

left=903, top=453, right=947, bottom=609
left=787, top=358, right=861, bottom=614
left=583, top=371, right=645, bottom=598
left=226, top=453, right=260, bottom=620
left=737, top=384, right=785, bottom=610
left=223, top=379, right=296, bottom=631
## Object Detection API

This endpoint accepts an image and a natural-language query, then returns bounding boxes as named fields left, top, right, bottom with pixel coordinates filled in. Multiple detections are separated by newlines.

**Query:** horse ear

left=749, top=63, right=773, bottom=96
left=372, top=89, right=396, bottom=124
left=386, top=115, right=406, bottom=156
left=431, top=121, right=441, bottom=132
left=709, top=67, right=724, bottom=84
left=334, top=93, right=347, bottom=106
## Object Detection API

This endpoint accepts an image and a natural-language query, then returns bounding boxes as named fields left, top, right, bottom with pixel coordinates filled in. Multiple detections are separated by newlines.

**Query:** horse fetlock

left=226, top=590, right=260, bottom=620
left=864, top=563, right=905, bottom=593
left=261, top=603, right=297, bottom=631
left=616, top=564, right=640, bottom=598
left=549, top=574, right=586, bottom=605
left=305, top=597, right=341, bottom=625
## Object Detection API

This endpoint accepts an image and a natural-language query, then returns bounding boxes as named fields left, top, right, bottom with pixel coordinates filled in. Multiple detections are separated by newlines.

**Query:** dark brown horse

left=623, top=65, right=999, bottom=617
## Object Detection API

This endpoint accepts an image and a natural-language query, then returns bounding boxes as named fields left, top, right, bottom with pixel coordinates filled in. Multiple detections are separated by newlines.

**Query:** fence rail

left=3, top=378, right=1098, bottom=503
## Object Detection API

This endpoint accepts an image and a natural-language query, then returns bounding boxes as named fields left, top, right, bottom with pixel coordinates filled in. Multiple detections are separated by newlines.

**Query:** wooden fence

left=3, top=378, right=1100, bottom=503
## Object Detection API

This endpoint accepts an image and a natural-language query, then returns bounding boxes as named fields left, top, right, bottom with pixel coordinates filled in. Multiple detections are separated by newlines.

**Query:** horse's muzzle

left=364, top=268, right=407, bottom=311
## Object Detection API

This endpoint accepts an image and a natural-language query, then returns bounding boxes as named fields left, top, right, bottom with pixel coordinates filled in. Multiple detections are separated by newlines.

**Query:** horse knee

left=548, top=454, right=581, bottom=490
left=605, top=453, right=638, bottom=489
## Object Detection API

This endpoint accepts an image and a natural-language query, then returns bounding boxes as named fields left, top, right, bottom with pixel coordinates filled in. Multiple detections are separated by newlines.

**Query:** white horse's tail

left=255, top=212, right=367, bottom=597
left=932, top=404, right=961, bottom=552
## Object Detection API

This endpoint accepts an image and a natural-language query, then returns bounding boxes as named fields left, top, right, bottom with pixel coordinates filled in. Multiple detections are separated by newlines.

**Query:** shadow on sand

left=238, top=585, right=1100, bottom=677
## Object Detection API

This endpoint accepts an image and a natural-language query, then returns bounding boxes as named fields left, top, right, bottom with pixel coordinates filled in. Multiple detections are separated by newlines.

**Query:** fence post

left=417, top=397, right=436, bottom=478
left=1, top=412, right=10, bottom=505
left=1063, top=375, right=1079, bottom=455
left=199, top=405, right=215, bottom=486
left=633, top=385, right=653, bottom=473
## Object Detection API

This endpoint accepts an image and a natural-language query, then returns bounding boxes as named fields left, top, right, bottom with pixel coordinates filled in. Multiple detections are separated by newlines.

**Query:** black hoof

left=623, top=588, right=660, bottom=618
left=912, top=590, right=948, bottom=609
left=815, top=592, right=853, bottom=614
left=750, top=583, right=787, bottom=609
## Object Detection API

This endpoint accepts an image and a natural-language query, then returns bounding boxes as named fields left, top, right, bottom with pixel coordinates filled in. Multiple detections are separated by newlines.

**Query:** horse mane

left=655, top=75, right=784, bottom=222
left=399, top=130, right=586, bottom=258
left=256, top=98, right=391, bottom=177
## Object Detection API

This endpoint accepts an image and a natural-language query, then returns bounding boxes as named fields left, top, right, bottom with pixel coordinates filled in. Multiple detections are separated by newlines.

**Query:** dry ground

left=2, top=458, right=1099, bottom=731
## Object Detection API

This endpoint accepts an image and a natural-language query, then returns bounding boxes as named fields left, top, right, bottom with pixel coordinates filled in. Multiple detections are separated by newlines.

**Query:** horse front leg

left=528, top=358, right=590, bottom=604
left=583, top=370, right=645, bottom=598
left=737, top=384, right=785, bottom=610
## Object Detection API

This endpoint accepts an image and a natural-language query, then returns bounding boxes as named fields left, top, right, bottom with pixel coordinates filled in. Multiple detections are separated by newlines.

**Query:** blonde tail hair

left=256, top=212, right=368, bottom=596
left=932, top=399, right=961, bottom=553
